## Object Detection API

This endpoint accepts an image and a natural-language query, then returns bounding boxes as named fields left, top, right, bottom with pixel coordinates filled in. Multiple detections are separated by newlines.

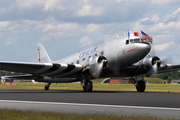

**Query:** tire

left=136, top=80, right=146, bottom=92
left=45, top=85, right=49, bottom=90
left=83, top=81, right=93, bottom=92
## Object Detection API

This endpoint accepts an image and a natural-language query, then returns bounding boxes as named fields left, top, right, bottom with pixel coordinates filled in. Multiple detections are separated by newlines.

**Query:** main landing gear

left=133, top=76, right=146, bottom=92
left=82, top=80, right=93, bottom=92
left=81, top=73, right=93, bottom=92
left=45, top=83, right=51, bottom=90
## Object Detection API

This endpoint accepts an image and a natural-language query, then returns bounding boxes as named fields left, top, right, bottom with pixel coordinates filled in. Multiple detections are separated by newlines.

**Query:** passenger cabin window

left=82, top=58, right=85, bottom=61
left=77, top=60, right=79, bottom=64
left=71, top=62, right=74, bottom=64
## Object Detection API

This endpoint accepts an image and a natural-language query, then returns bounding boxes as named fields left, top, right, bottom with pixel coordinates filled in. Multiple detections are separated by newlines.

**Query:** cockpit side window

left=126, top=40, right=129, bottom=45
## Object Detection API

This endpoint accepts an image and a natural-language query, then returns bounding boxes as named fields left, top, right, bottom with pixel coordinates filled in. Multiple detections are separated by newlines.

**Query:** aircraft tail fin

left=37, top=43, right=51, bottom=63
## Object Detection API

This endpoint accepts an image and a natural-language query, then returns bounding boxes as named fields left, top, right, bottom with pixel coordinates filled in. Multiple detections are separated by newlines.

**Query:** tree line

left=157, top=71, right=180, bottom=80
left=0, top=70, right=24, bottom=76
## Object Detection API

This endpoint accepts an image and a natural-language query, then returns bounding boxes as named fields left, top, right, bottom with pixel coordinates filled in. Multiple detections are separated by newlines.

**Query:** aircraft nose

left=140, top=42, right=151, bottom=53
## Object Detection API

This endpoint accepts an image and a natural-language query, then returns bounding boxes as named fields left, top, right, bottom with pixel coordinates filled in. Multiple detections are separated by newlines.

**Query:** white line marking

left=0, top=100, right=180, bottom=111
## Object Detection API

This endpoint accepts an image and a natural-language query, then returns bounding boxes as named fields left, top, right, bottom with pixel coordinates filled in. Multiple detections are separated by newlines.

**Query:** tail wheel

left=136, top=80, right=146, bottom=92
left=83, top=81, right=93, bottom=92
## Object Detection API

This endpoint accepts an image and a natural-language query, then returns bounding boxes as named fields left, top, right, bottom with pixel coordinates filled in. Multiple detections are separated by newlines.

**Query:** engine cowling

left=135, top=56, right=161, bottom=76
left=87, top=56, right=108, bottom=78
left=141, top=56, right=161, bottom=68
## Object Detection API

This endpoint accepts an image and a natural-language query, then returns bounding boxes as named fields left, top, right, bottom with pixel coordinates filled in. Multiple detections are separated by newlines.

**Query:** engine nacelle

left=88, top=56, right=107, bottom=68
left=134, top=55, right=161, bottom=76
left=135, top=56, right=161, bottom=68
left=87, top=56, right=108, bottom=78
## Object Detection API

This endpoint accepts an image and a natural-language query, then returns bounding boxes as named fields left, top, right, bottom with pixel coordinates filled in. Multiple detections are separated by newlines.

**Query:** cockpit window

left=134, top=38, right=140, bottom=42
left=126, top=38, right=141, bottom=45
left=129, top=38, right=141, bottom=43
left=126, top=40, right=129, bottom=45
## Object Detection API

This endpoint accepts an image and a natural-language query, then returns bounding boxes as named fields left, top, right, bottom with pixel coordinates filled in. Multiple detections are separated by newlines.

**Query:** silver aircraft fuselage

left=55, top=36, right=151, bottom=79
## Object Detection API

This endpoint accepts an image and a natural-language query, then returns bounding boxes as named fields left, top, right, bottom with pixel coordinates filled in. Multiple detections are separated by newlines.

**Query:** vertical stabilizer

left=37, top=43, right=51, bottom=63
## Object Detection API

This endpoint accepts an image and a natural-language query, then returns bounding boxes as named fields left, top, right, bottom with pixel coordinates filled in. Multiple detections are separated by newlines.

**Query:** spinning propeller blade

left=147, top=60, right=159, bottom=77
left=161, top=56, right=173, bottom=65
left=147, top=50, right=173, bottom=77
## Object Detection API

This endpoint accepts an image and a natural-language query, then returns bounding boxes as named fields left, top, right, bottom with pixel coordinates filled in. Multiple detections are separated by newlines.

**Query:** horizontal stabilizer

left=1, top=75, right=38, bottom=80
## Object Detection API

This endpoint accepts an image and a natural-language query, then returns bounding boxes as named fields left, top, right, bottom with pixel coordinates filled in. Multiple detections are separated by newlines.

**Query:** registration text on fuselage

left=79, top=47, right=98, bottom=58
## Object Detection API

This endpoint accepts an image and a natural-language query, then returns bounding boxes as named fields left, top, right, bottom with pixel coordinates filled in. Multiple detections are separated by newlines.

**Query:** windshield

left=126, top=38, right=142, bottom=45
left=130, top=38, right=141, bottom=42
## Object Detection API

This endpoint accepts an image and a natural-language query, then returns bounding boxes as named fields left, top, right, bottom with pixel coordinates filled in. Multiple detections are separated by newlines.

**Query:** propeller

left=146, top=51, right=173, bottom=77
left=146, top=59, right=160, bottom=77
left=149, top=48, right=173, bottom=65
left=161, top=56, right=173, bottom=65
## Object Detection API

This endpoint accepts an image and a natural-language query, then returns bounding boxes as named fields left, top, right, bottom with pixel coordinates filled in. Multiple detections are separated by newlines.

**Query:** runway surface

left=0, top=88, right=180, bottom=119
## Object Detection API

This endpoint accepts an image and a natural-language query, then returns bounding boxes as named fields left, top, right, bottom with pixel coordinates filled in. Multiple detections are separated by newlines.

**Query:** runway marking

left=0, top=99, right=180, bottom=111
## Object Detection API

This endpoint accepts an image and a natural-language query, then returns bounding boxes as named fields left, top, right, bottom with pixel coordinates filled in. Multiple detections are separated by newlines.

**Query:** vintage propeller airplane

left=0, top=31, right=179, bottom=92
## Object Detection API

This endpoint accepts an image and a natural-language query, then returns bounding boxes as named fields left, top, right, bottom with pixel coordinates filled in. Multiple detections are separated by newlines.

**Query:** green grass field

left=1, top=82, right=180, bottom=92
left=0, top=108, right=175, bottom=120
left=144, top=77, right=164, bottom=84
left=0, top=77, right=177, bottom=92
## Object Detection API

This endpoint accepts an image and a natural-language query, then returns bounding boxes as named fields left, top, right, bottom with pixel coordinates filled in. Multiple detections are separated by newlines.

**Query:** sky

left=0, top=0, right=180, bottom=64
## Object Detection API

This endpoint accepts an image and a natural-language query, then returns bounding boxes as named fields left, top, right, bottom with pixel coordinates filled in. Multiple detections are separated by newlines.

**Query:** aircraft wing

left=116, top=64, right=180, bottom=77
left=119, top=55, right=180, bottom=77
left=158, top=64, right=180, bottom=73
left=0, top=61, right=82, bottom=78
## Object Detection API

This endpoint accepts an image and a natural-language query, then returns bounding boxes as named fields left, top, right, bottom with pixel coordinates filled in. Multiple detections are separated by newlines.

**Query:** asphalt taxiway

left=0, top=88, right=180, bottom=119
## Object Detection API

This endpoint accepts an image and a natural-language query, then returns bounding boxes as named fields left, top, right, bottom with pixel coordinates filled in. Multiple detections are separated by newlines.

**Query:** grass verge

left=0, top=108, right=175, bottom=120
left=1, top=82, right=180, bottom=92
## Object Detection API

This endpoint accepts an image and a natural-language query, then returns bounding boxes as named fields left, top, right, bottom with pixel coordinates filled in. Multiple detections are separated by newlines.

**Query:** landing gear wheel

left=45, top=85, right=49, bottom=90
left=83, top=81, right=93, bottom=92
left=136, top=80, right=146, bottom=92
left=44, top=83, right=51, bottom=90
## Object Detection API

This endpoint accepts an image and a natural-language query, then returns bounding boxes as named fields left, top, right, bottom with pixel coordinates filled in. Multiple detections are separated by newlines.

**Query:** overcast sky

left=0, top=0, right=180, bottom=64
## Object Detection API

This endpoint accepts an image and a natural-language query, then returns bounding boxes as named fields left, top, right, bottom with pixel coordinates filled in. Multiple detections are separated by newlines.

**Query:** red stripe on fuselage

left=125, top=47, right=138, bottom=53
